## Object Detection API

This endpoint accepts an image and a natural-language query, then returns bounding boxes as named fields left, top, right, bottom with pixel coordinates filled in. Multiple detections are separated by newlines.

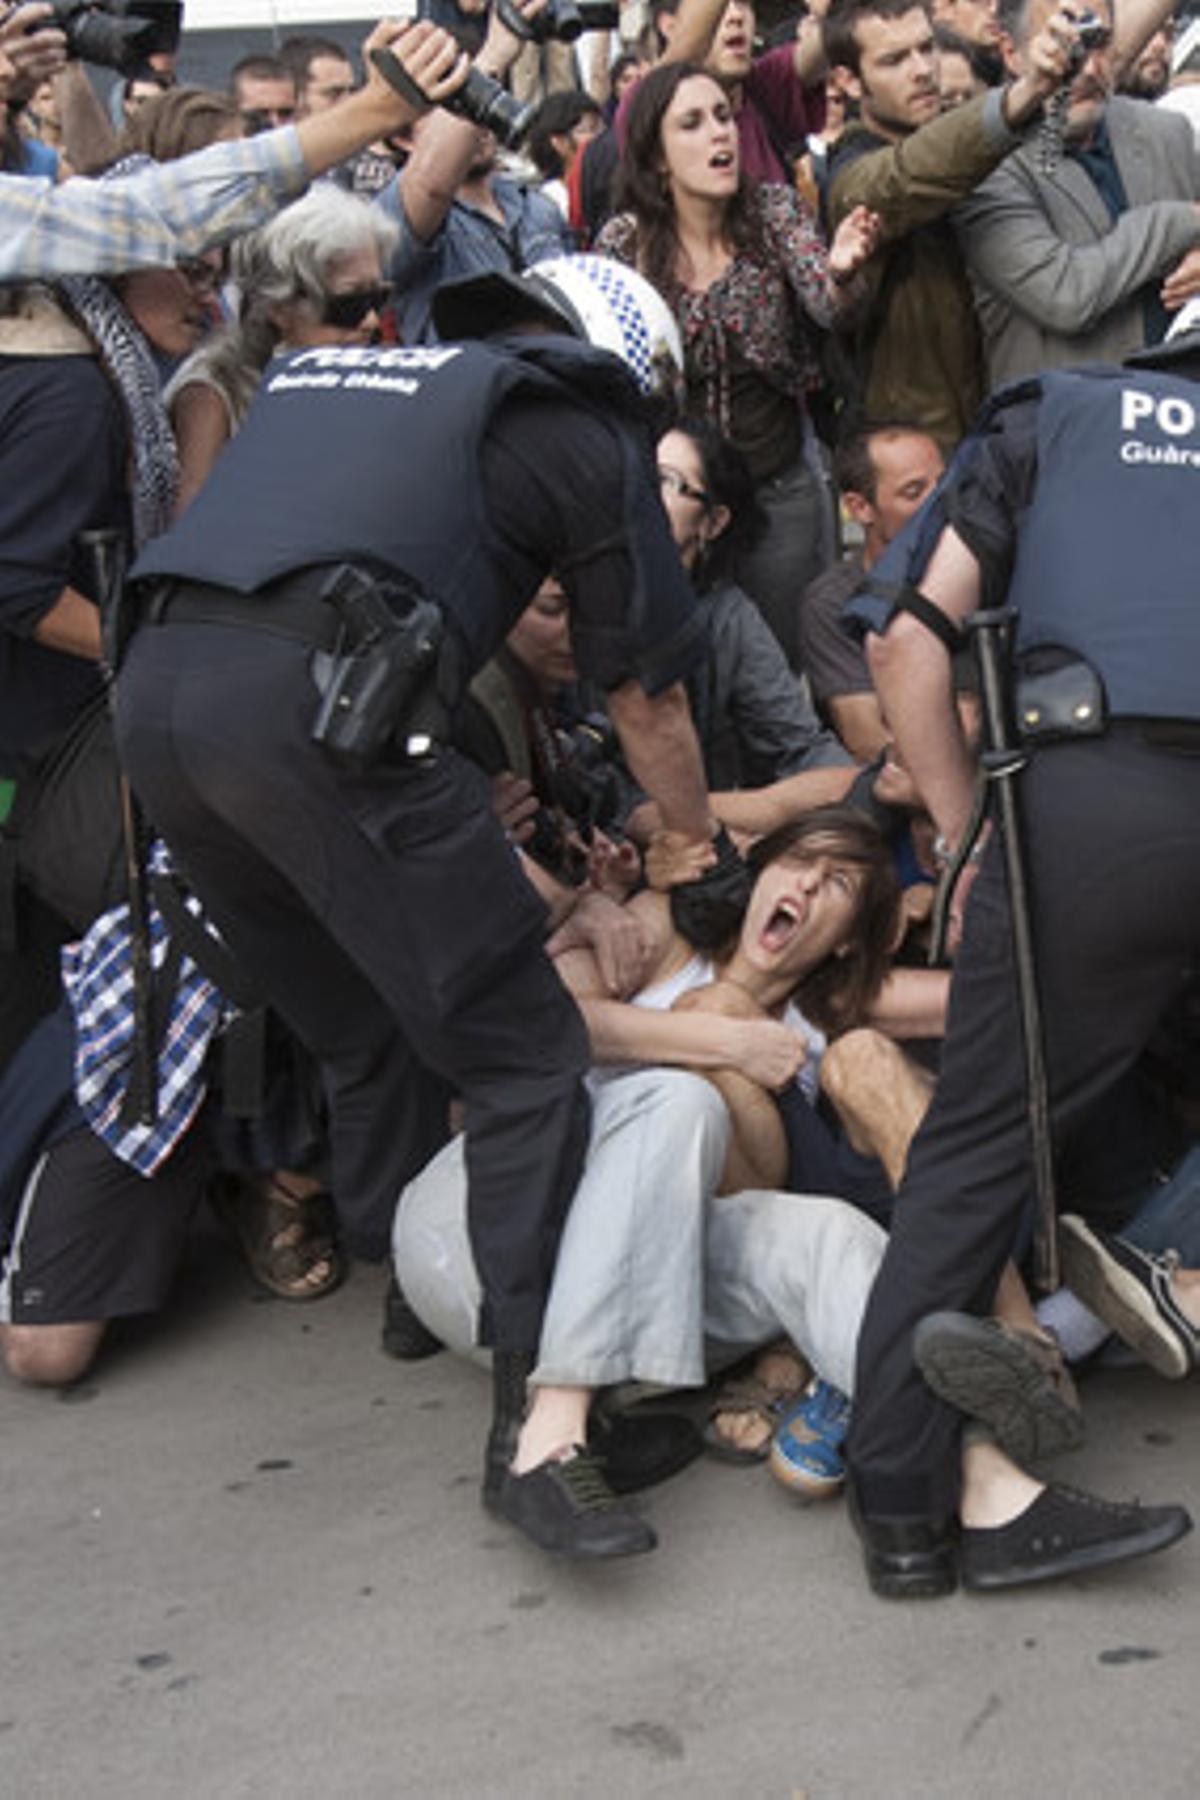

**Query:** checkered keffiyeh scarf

left=55, top=158, right=180, bottom=548
left=61, top=844, right=228, bottom=1177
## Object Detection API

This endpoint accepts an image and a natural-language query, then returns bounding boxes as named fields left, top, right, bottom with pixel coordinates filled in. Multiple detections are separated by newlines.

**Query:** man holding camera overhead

left=380, top=0, right=572, bottom=344
left=956, top=0, right=1200, bottom=386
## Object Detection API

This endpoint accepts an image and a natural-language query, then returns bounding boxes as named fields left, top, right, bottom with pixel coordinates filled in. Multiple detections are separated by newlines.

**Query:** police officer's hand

left=644, top=828, right=718, bottom=891
left=546, top=889, right=654, bottom=998
left=1162, top=244, right=1200, bottom=311
left=363, top=18, right=471, bottom=122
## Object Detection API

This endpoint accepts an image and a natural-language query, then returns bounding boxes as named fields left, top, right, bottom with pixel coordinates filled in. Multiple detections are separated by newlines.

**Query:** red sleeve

left=744, top=43, right=825, bottom=147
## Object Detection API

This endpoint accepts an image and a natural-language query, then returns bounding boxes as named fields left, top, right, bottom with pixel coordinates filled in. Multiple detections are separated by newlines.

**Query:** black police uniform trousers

left=115, top=612, right=592, bottom=1354
left=846, top=726, right=1200, bottom=1523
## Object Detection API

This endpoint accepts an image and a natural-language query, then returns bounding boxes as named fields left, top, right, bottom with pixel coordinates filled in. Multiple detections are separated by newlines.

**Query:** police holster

left=929, top=607, right=1060, bottom=1294
left=309, top=563, right=448, bottom=772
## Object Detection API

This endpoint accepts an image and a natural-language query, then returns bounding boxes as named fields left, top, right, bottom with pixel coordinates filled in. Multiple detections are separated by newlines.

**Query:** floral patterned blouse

left=595, top=182, right=851, bottom=454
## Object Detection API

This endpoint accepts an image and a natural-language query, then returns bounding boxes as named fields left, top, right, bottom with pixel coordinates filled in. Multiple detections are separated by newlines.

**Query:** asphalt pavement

left=4, top=1219, right=1197, bottom=1799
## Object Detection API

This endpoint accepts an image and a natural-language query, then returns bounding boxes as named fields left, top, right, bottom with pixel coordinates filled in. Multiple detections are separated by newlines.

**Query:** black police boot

left=380, top=1275, right=444, bottom=1362
left=482, top=1349, right=534, bottom=1516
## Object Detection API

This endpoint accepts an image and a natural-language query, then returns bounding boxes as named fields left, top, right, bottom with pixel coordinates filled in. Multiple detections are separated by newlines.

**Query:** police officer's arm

left=605, top=678, right=715, bottom=846
left=31, top=587, right=101, bottom=660
left=865, top=526, right=980, bottom=856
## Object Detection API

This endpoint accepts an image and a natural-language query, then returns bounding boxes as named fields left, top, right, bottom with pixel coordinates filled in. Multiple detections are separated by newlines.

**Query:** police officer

left=839, top=326, right=1200, bottom=1598
left=114, top=255, right=730, bottom=1558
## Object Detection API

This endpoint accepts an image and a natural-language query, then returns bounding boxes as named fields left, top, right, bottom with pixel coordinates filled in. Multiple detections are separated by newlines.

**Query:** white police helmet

left=518, top=255, right=683, bottom=401
left=431, top=254, right=683, bottom=402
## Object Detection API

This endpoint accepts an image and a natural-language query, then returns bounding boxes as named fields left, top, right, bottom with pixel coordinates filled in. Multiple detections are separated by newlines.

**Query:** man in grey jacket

left=956, top=0, right=1200, bottom=383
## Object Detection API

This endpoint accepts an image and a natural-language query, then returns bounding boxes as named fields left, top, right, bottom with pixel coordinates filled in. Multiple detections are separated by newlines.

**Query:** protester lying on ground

left=394, top=807, right=905, bottom=1555
left=168, top=186, right=399, bottom=510
left=0, top=17, right=469, bottom=280
left=595, top=59, right=879, bottom=665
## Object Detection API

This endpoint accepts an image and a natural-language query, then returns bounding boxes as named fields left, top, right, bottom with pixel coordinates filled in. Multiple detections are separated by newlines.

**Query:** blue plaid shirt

left=60, top=847, right=229, bottom=1176
left=0, top=129, right=309, bottom=283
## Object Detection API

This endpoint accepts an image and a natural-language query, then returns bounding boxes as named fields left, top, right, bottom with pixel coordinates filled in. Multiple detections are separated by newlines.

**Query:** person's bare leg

left=823, top=1030, right=1046, bottom=1336
left=1, top=1320, right=105, bottom=1386
left=819, top=1027, right=933, bottom=1191
left=512, top=1383, right=592, bottom=1473
left=959, top=1432, right=1044, bottom=1528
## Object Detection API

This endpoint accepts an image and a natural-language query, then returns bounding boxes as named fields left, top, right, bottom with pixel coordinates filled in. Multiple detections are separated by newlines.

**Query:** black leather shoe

left=497, top=1447, right=658, bottom=1559
left=589, top=1408, right=703, bottom=1495
left=961, top=1484, right=1192, bottom=1591
left=850, top=1494, right=958, bottom=1599
left=482, top=1350, right=535, bottom=1516
left=380, top=1276, right=444, bottom=1362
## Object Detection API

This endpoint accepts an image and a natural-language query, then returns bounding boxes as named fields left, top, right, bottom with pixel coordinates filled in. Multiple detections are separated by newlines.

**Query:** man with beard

left=931, top=0, right=1006, bottom=84
left=823, top=0, right=1075, bottom=445
left=382, top=0, right=571, bottom=343
left=957, top=0, right=1200, bottom=385
left=1117, top=14, right=1173, bottom=100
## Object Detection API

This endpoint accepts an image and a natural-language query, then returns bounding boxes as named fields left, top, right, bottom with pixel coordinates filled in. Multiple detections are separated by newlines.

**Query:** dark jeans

left=847, top=730, right=1200, bottom=1522
left=116, top=610, right=591, bottom=1351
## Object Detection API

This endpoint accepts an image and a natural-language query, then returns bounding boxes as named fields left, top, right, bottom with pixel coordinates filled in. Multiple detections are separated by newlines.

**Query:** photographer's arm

left=51, top=60, right=116, bottom=175
left=395, top=0, right=538, bottom=244
left=0, top=20, right=465, bottom=281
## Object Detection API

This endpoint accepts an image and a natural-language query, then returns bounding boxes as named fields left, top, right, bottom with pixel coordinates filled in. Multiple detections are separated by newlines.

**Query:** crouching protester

left=394, top=807, right=937, bottom=1559
left=112, top=250, right=741, bottom=1555
left=837, top=319, right=1200, bottom=1597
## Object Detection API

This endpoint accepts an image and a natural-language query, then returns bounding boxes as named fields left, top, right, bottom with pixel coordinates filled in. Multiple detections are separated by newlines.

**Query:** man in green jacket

left=823, top=0, right=1072, bottom=444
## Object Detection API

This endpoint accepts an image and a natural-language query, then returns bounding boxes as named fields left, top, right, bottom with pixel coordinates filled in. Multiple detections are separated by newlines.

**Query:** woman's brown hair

left=746, top=805, right=901, bottom=1037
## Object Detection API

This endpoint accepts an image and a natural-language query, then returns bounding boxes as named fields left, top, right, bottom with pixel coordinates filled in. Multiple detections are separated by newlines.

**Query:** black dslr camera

left=495, top=0, right=619, bottom=44
left=370, top=42, right=534, bottom=150
left=526, top=715, right=628, bottom=882
left=45, top=1, right=182, bottom=75
left=1066, top=7, right=1110, bottom=72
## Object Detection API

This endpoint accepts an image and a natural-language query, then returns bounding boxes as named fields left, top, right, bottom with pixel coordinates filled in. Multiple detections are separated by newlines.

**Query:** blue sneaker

left=768, top=1378, right=851, bottom=1500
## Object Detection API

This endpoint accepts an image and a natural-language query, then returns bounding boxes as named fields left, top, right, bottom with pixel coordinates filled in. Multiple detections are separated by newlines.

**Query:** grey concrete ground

left=4, top=1223, right=1197, bottom=1800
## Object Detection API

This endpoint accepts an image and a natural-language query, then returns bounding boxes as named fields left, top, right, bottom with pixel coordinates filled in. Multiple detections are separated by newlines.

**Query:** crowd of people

left=1, top=0, right=1198, bottom=1601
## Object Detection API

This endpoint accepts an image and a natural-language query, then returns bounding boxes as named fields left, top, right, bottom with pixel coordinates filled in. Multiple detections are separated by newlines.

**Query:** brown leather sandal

left=210, top=1172, right=345, bottom=1302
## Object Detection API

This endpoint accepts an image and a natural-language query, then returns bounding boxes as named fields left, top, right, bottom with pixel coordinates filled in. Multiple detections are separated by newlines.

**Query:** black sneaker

left=588, top=1408, right=703, bottom=1495
left=913, top=1311, right=1085, bottom=1464
left=1059, top=1214, right=1199, bottom=1380
left=380, top=1276, right=444, bottom=1361
left=961, top=1483, right=1192, bottom=1591
left=497, top=1447, right=658, bottom=1558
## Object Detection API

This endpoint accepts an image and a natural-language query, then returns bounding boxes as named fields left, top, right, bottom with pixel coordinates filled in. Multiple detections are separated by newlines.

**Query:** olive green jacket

left=826, top=88, right=1021, bottom=447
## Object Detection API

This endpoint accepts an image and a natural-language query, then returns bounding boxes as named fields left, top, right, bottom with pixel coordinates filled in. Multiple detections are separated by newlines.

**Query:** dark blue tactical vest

left=1007, top=367, right=1200, bottom=722
left=134, top=335, right=684, bottom=684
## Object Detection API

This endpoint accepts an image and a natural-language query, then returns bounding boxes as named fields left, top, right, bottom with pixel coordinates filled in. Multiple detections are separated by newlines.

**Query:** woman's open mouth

left=760, top=899, right=803, bottom=953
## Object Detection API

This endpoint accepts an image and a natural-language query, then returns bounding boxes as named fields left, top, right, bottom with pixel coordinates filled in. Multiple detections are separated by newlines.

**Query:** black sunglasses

left=321, top=284, right=391, bottom=328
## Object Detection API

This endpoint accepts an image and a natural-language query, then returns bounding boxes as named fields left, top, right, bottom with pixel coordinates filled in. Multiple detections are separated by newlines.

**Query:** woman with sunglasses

left=596, top=60, right=879, bottom=668
left=168, top=184, right=399, bottom=512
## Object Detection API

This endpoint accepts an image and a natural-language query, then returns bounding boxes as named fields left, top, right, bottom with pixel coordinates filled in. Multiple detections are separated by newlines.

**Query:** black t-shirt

left=0, top=354, right=128, bottom=771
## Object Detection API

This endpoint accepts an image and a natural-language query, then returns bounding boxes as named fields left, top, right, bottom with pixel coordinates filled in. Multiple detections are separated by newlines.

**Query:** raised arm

left=0, top=19, right=468, bottom=281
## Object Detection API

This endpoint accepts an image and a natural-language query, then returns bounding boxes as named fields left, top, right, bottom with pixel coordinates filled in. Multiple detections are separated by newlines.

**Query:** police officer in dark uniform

left=114, top=255, right=730, bottom=1558
left=839, top=328, right=1200, bottom=1598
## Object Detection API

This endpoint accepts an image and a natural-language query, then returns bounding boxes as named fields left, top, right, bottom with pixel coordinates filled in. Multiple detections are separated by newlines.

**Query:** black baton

left=967, top=606, right=1058, bottom=1294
